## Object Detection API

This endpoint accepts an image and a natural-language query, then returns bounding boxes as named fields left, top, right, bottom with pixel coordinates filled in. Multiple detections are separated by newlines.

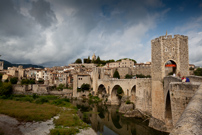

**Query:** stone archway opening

left=111, top=85, right=124, bottom=105
left=165, top=91, right=172, bottom=120
left=130, top=85, right=136, bottom=104
left=165, top=60, right=177, bottom=76
left=98, top=84, right=107, bottom=99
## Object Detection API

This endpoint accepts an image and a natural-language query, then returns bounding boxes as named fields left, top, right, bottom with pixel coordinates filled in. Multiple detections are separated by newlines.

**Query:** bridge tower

left=151, top=34, right=189, bottom=121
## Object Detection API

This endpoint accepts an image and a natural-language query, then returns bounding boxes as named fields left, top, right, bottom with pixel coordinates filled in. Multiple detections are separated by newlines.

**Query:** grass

left=0, top=95, right=89, bottom=135
left=50, top=108, right=89, bottom=135
left=0, top=99, right=60, bottom=122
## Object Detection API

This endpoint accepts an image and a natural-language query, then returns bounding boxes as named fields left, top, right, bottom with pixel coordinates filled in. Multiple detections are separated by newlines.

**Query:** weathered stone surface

left=119, top=102, right=134, bottom=113
left=124, top=109, right=146, bottom=118
left=169, top=82, right=201, bottom=126
left=149, top=117, right=167, bottom=132
left=170, top=85, right=202, bottom=135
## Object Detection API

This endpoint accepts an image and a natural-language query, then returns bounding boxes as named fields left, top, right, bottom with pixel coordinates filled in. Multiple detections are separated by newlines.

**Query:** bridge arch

left=165, top=90, right=172, bottom=120
left=130, top=85, right=136, bottom=104
left=98, top=84, right=107, bottom=99
left=111, top=85, right=124, bottom=105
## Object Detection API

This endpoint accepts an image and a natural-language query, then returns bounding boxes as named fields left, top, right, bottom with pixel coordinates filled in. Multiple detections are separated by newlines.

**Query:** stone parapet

left=170, top=84, right=202, bottom=135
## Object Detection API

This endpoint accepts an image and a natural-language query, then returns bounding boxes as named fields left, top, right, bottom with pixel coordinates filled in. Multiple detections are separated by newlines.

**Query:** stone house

left=106, top=59, right=134, bottom=68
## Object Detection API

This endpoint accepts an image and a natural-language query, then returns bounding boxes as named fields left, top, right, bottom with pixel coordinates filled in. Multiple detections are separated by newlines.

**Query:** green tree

left=0, top=82, right=12, bottom=96
left=87, top=56, right=91, bottom=63
left=96, top=56, right=101, bottom=64
left=81, top=83, right=90, bottom=92
left=75, top=58, right=82, bottom=64
left=10, top=77, right=18, bottom=84
left=194, top=68, right=202, bottom=76
left=83, top=58, right=88, bottom=63
left=113, top=70, right=120, bottom=79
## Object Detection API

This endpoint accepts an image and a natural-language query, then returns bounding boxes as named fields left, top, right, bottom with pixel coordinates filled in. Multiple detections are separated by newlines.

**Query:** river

left=72, top=100, right=169, bottom=135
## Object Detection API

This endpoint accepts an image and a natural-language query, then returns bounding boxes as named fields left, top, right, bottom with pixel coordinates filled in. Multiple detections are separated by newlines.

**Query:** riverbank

left=0, top=95, right=97, bottom=135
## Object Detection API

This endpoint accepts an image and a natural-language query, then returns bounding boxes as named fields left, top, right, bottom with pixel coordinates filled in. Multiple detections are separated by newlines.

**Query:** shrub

left=125, top=74, right=133, bottom=79
left=32, top=93, right=39, bottom=99
left=126, top=100, right=131, bottom=104
left=35, top=97, right=49, bottom=104
left=57, top=84, right=65, bottom=91
left=0, top=82, right=12, bottom=97
left=21, top=96, right=34, bottom=103
left=81, top=83, right=90, bottom=92
left=10, top=77, right=18, bottom=84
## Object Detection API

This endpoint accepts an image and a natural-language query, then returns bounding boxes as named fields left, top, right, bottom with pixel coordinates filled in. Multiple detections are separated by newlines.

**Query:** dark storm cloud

left=29, top=0, right=57, bottom=28
left=3, top=0, right=201, bottom=67
left=0, top=0, right=32, bottom=37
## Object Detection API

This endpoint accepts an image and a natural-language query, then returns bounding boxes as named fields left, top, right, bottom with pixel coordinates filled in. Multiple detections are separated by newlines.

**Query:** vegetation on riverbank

left=0, top=94, right=89, bottom=135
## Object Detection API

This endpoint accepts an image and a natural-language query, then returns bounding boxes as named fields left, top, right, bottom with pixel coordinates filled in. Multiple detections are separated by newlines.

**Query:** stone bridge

left=96, top=79, right=136, bottom=105
left=94, top=78, right=152, bottom=112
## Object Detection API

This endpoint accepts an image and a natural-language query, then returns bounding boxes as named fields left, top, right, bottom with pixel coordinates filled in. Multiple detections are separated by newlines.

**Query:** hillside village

left=0, top=54, right=197, bottom=96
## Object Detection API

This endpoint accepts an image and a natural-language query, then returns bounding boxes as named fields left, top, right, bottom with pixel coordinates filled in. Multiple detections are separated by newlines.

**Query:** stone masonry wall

left=169, top=82, right=201, bottom=126
left=117, top=67, right=132, bottom=79
left=132, top=66, right=151, bottom=76
left=135, top=78, right=152, bottom=114
left=187, top=75, right=202, bottom=83
left=170, top=84, right=202, bottom=135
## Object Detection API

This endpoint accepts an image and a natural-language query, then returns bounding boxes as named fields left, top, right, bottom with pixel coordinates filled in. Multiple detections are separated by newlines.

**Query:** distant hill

left=0, top=59, right=44, bottom=69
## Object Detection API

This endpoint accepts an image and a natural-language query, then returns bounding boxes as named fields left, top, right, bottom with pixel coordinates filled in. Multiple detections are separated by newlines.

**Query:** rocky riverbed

left=0, top=114, right=97, bottom=135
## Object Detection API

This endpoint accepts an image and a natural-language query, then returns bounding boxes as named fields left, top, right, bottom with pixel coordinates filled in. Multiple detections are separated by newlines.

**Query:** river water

left=72, top=100, right=169, bottom=135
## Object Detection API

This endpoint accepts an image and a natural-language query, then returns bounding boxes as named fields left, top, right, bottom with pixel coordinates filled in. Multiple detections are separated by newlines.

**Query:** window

left=165, top=47, right=168, bottom=52
left=172, top=47, right=175, bottom=51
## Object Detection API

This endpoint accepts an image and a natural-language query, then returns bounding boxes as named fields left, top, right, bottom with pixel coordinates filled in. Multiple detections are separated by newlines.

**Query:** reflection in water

left=72, top=100, right=168, bottom=135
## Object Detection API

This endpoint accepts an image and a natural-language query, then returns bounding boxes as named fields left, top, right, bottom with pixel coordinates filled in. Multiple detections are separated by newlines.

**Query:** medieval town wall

left=12, top=84, right=72, bottom=97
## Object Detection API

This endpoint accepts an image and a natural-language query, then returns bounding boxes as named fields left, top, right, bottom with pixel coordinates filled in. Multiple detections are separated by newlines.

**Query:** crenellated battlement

left=151, top=34, right=188, bottom=42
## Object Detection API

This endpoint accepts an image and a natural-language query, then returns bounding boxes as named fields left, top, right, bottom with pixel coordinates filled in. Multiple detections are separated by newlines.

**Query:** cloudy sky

left=0, top=0, right=202, bottom=67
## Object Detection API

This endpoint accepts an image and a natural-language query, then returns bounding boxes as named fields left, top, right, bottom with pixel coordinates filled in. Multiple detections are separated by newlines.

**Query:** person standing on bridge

left=182, top=76, right=186, bottom=82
